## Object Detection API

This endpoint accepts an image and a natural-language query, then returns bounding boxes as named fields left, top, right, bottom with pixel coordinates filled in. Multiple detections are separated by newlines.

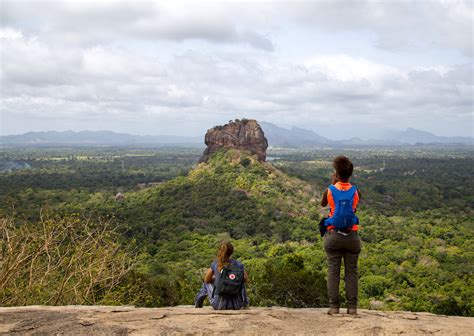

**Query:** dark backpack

left=325, top=185, right=359, bottom=230
left=213, top=263, right=244, bottom=298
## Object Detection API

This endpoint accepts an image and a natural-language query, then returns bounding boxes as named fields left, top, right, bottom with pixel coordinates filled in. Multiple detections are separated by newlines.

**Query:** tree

left=0, top=212, right=136, bottom=306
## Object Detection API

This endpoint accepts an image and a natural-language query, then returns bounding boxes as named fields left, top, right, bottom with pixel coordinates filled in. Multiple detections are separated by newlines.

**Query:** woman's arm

left=204, top=268, right=214, bottom=283
left=244, top=271, right=248, bottom=283
left=321, top=189, right=328, bottom=207
left=321, top=172, right=338, bottom=207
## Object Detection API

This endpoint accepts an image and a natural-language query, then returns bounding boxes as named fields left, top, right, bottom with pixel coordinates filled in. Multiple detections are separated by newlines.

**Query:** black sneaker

left=347, top=308, right=358, bottom=315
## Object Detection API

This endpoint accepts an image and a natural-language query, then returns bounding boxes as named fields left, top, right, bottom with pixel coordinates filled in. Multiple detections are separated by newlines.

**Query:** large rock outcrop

left=1, top=306, right=473, bottom=335
left=200, top=119, right=268, bottom=162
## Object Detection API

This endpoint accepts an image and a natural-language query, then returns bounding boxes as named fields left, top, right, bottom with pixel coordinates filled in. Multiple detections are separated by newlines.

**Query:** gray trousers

left=195, top=282, right=248, bottom=310
left=324, top=230, right=361, bottom=309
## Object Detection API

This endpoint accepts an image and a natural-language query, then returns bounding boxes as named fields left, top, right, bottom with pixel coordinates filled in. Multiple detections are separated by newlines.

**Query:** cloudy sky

left=0, top=0, right=473, bottom=139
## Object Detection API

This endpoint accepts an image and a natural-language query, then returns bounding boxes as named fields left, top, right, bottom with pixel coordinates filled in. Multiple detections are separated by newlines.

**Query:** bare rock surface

left=1, top=305, right=473, bottom=335
left=201, top=119, right=268, bottom=162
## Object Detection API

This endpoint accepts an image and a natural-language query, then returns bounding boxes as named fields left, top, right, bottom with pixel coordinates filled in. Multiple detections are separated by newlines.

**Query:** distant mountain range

left=1, top=123, right=472, bottom=147
left=382, top=128, right=473, bottom=145
left=0, top=131, right=202, bottom=147
left=260, top=122, right=473, bottom=147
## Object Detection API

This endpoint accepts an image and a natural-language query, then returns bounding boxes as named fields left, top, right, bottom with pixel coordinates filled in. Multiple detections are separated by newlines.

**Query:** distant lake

left=267, top=156, right=281, bottom=161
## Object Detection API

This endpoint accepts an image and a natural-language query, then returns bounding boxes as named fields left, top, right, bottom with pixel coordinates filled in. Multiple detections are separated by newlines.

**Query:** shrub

left=0, top=213, right=136, bottom=306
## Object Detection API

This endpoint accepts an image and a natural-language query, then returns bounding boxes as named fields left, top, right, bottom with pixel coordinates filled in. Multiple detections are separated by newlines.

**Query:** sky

left=0, top=0, right=473, bottom=139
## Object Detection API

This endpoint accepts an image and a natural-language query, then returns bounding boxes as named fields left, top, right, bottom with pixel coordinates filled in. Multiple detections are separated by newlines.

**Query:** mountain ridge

left=0, top=130, right=202, bottom=146
left=260, top=122, right=473, bottom=147
left=100, top=149, right=318, bottom=242
left=1, top=123, right=472, bottom=147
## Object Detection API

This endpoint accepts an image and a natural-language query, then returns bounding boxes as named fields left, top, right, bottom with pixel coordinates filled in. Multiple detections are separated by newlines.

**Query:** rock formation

left=200, top=119, right=268, bottom=162
left=1, top=306, right=473, bottom=335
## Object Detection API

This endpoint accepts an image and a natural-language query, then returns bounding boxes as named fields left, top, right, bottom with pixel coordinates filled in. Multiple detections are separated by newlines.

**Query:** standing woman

left=321, top=155, right=362, bottom=315
left=194, top=241, right=249, bottom=310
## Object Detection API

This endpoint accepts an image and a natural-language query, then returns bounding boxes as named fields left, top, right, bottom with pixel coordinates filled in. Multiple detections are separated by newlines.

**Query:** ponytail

left=217, top=241, right=234, bottom=272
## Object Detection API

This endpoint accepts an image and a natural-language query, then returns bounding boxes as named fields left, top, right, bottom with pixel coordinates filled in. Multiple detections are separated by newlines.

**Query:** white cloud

left=281, top=1, right=474, bottom=57
left=0, top=1, right=472, bottom=137
left=4, top=1, right=470, bottom=56
left=305, top=55, right=403, bottom=82
left=2, top=27, right=471, bottom=136
left=0, top=27, right=23, bottom=40
left=1, top=1, right=274, bottom=51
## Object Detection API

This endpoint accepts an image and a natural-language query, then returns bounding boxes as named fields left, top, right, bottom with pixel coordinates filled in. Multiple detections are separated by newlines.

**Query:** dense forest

left=0, top=146, right=472, bottom=316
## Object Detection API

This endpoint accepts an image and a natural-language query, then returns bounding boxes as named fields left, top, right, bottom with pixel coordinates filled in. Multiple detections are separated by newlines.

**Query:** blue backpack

left=325, top=185, right=359, bottom=230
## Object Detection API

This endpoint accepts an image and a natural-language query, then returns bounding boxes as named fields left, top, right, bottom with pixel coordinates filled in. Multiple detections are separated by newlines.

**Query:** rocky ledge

left=1, top=306, right=473, bottom=335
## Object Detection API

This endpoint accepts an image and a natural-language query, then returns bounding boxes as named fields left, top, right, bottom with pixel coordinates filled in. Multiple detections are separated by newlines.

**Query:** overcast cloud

left=0, top=0, right=473, bottom=138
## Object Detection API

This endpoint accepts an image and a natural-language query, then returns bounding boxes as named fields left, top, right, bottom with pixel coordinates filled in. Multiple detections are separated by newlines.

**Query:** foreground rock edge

left=1, top=305, right=473, bottom=335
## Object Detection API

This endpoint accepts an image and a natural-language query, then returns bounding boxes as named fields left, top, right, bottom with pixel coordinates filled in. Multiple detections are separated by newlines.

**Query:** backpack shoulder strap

left=328, top=184, right=342, bottom=201
left=346, top=185, right=357, bottom=198
left=331, top=185, right=357, bottom=201
left=338, top=185, right=357, bottom=201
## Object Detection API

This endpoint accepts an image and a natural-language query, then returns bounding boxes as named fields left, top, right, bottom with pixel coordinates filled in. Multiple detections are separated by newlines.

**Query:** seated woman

left=194, top=241, right=249, bottom=310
